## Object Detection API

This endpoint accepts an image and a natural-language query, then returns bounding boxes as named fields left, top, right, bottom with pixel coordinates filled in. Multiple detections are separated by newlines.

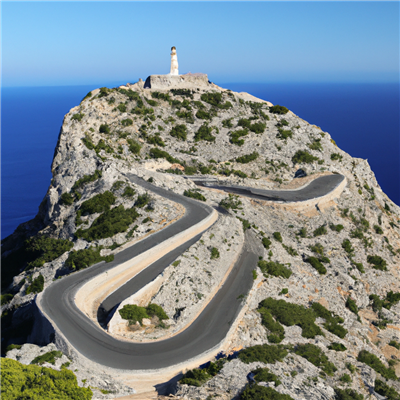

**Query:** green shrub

left=367, top=255, right=387, bottom=271
left=230, top=129, right=249, bottom=146
left=258, top=308, right=285, bottom=342
left=374, top=379, right=400, bottom=400
left=145, top=303, right=168, bottom=320
left=124, top=139, right=140, bottom=155
left=345, top=297, right=358, bottom=316
left=65, top=246, right=113, bottom=270
left=81, top=133, right=95, bottom=150
left=334, top=388, right=364, bottom=400
left=72, top=170, right=102, bottom=192
left=305, top=257, right=327, bottom=274
left=171, top=88, right=193, bottom=98
left=236, top=152, right=259, bottom=164
left=374, top=225, right=383, bottom=234
left=170, top=124, right=187, bottom=140
left=340, top=373, right=352, bottom=383
left=135, top=193, right=151, bottom=208
left=147, top=135, right=165, bottom=147
left=258, top=260, right=292, bottom=279
left=5, top=344, right=22, bottom=352
left=311, top=302, right=347, bottom=338
left=262, top=237, right=272, bottom=249
left=1, top=358, right=92, bottom=400
left=241, top=385, right=294, bottom=400
left=276, top=128, right=293, bottom=141
left=122, top=186, right=135, bottom=198
left=295, top=344, right=337, bottom=375
left=121, top=118, right=133, bottom=126
left=283, top=244, right=298, bottom=256
left=210, top=247, right=220, bottom=259
left=71, top=113, right=84, bottom=122
left=233, top=169, right=247, bottom=178
left=354, top=262, right=365, bottom=273
left=99, top=124, right=110, bottom=134
left=179, top=359, right=225, bottom=387
left=298, top=227, right=307, bottom=238
left=219, top=194, right=242, bottom=210
left=98, top=87, right=110, bottom=98
left=273, top=232, right=282, bottom=242
left=389, top=340, right=400, bottom=350
left=119, top=304, right=149, bottom=324
left=31, top=350, right=63, bottom=365
left=331, top=153, right=343, bottom=161
left=329, top=223, right=344, bottom=232
left=342, top=239, right=354, bottom=256
left=116, top=103, right=127, bottom=113
left=149, top=147, right=180, bottom=163
left=269, top=105, right=289, bottom=114
left=81, top=91, right=92, bottom=102
left=292, top=150, right=318, bottom=164
left=222, top=118, right=233, bottom=128
left=310, top=243, right=325, bottom=256
left=308, top=138, right=323, bottom=152
left=259, top=298, right=322, bottom=339
left=280, top=288, right=288, bottom=295
left=328, top=343, right=347, bottom=351
left=313, top=225, right=327, bottom=237
left=184, top=165, right=197, bottom=175
left=75, top=205, right=139, bottom=241
left=250, top=121, right=266, bottom=134
left=78, top=191, right=116, bottom=216
left=239, top=344, right=289, bottom=364
left=357, top=350, right=397, bottom=380
left=25, top=274, right=44, bottom=295
left=200, top=92, right=232, bottom=109
left=184, top=190, right=206, bottom=202
left=252, top=270, right=258, bottom=280
left=194, top=124, right=215, bottom=142
left=196, top=109, right=212, bottom=120
left=1, top=293, right=14, bottom=305
left=61, top=192, right=74, bottom=206
left=252, top=367, right=281, bottom=386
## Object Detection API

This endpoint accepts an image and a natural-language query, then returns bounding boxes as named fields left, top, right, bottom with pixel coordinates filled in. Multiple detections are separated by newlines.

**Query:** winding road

left=39, top=173, right=345, bottom=370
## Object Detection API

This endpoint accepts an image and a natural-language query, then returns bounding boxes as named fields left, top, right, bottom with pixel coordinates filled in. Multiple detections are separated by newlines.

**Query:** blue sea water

left=1, top=82, right=399, bottom=239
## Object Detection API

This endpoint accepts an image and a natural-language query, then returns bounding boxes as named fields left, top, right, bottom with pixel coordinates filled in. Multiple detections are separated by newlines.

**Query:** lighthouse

left=170, top=46, right=179, bottom=76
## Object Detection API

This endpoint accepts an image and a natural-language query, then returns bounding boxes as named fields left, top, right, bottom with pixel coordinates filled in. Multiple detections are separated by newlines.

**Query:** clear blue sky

left=2, top=1, right=399, bottom=87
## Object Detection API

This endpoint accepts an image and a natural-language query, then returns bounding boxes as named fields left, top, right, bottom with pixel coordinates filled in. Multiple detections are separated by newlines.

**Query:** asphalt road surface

left=195, top=174, right=345, bottom=202
left=40, top=174, right=344, bottom=370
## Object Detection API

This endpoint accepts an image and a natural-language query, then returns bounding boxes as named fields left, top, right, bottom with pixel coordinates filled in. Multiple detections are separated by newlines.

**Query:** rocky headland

left=2, top=76, right=400, bottom=400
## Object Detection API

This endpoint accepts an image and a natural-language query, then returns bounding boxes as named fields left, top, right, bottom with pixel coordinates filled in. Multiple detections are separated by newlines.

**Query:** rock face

left=2, top=78, right=400, bottom=399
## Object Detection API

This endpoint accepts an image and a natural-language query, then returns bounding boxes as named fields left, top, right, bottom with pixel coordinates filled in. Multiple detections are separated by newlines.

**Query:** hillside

left=2, top=77, right=400, bottom=400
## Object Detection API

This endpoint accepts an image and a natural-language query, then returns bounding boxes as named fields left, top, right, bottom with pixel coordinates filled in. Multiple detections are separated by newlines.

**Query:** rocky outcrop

left=2, top=78, right=400, bottom=399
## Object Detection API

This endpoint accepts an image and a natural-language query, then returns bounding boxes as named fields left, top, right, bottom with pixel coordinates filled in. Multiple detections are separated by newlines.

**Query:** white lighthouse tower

left=170, top=46, right=179, bottom=76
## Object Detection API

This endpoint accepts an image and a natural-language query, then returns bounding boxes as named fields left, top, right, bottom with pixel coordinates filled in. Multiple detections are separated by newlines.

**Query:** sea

left=1, top=82, right=399, bottom=240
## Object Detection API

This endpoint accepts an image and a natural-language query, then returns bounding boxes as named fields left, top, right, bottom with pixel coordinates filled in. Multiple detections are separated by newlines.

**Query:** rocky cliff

left=2, top=79, right=400, bottom=400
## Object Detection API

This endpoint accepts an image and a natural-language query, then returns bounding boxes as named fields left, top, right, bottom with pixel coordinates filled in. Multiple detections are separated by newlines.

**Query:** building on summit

left=170, top=46, right=179, bottom=76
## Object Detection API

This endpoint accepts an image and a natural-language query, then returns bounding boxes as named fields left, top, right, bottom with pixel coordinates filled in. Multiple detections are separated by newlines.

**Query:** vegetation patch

left=367, top=255, right=387, bottom=271
left=31, top=350, right=63, bottom=365
left=345, top=297, right=359, bottom=316
left=259, top=297, right=322, bottom=339
left=295, top=343, right=337, bottom=375
left=179, top=359, right=226, bottom=387
left=149, top=147, right=180, bottom=164
left=72, top=170, right=102, bottom=192
left=210, top=247, right=220, bottom=259
left=252, top=367, right=281, bottom=386
left=269, top=105, right=289, bottom=114
left=311, top=302, right=347, bottom=338
left=334, top=388, right=364, bottom=400
left=258, top=260, right=292, bottom=279
left=119, top=303, right=168, bottom=325
left=292, top=150, right=318, bottom=164
left=238, top=344, right=289, bottom=364
left=357, top=350, right=397, bottom=381
left=313, top=225, right=327, bottom=237
left=26, top=274, right=44, bottom=295
left=236, top=152, right=259, bottom=164
left=134, top=193, right=151, bottom=208
left=305, top=257, right=327, bottom=275
left=261, top=237, right=272, bottom=249
left=230, top=129, right=249, bottom=146
left=328, top=343, right=347, bottom=351
left=65, top=246, right=114, bottom=270
left=241, top=385, right=294, bottom=400
left=170, top=124, right=187, bottom=140
left=78, top=191, right=116, bottom=216
left=374, top=379, right=400, bottom=400
left=1, top=358, right=92, bottom=400
left=194, top=124, right=215, bottom=142
left=127, top=139, right=141, bottom=154
left=184, top=189, right=206, bottom=202
left=71, top=113, right=84, bottom=122
left=219, top=194, right=242, bottom=210
left=200, top=92, right=232, bottom=109
left=75, top=205, right=139, bottom=241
